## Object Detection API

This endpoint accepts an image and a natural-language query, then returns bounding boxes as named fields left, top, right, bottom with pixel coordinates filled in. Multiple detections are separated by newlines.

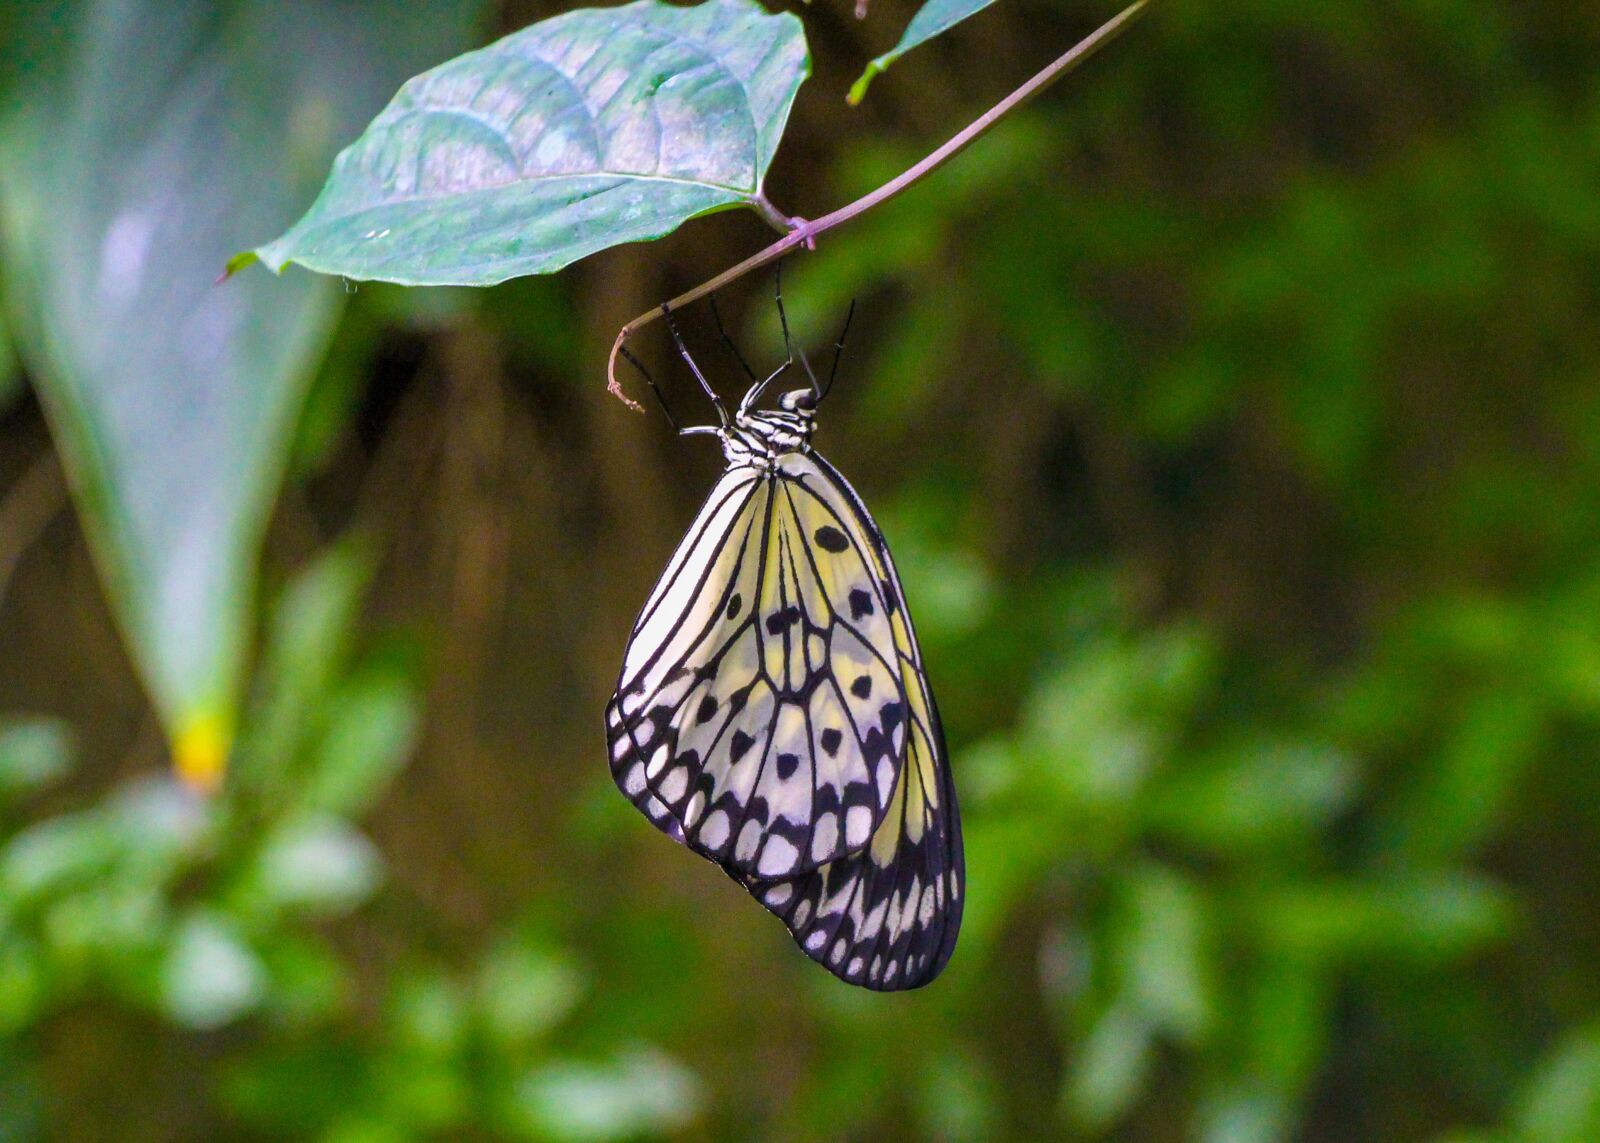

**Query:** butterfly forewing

left=607, top=455, right=910, bottom=878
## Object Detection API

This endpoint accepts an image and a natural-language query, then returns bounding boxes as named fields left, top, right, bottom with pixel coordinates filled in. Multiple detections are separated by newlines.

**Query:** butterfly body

left=719, top=405, right=815, bottom=466
left=607, top=371, right=963, bottom=991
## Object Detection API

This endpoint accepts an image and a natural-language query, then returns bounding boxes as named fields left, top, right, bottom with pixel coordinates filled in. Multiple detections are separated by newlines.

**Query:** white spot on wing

left=757, top=837, right=798, bottom=876
left=811, top=812, right=838, bottom=862
left=846, top=805, right=872, bottom=847
left=699, top=810, right=729, bottom=849
left=735, top=818, right=762, bottom=862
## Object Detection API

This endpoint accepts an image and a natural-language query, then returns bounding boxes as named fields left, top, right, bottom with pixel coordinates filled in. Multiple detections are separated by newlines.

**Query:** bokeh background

left=3, top=1, right=1600, bottom=1139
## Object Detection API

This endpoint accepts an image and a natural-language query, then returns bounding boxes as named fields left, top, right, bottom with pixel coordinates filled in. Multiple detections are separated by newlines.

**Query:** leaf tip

left=219, top=250, right=260, bottom=284
left=173, top=710, right=231, bottom=795
left=847, top=62, right=883, bottom=106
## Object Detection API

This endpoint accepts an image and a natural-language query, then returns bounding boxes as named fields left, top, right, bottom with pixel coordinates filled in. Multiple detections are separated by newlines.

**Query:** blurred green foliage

left=2, top=1, right=1599, bottom=1141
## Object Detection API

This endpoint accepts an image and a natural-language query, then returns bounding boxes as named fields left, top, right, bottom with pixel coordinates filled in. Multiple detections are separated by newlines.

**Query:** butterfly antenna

left=709, top=295, right=758, bottom=383
left=662, top=303, right=730, bottom=427
left=822, top=299, right=856, bottom=402
left=774, top=265, right=823, bottom=403
left=618, top=344, right=681, bottom=432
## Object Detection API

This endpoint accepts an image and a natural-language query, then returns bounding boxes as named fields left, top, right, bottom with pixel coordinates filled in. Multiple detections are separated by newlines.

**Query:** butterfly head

left=778, top=388, right=817, bottom=414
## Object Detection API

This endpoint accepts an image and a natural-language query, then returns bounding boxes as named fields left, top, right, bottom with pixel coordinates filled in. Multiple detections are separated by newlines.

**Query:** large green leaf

left=249, top=0, right=809, bottom=287
left=0, top=1, right=477, bottom=786
left=848, top=0, right=996, bottom=105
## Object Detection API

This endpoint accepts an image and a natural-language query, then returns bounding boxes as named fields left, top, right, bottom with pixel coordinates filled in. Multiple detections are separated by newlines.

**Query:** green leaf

left=476, top=943, right=585, bottom=1048
left=255, top=0, right=809, bottom=287
left=239, top=543, right=376, bottom=794
left=0, top=718, right=73, bottom=803
left=1064, top=1003, right=1152, bottom=1131
left=1145, top=737, right=1358, bottom=852
left=1194, top=1087, right=1293, bottom=1143
left=1254, top=874, right=1513, bottom=962
left=234, top=816, right=383, bottom=917
left=0, top=1, right=476, bottom=786
left=0, top=937, right=47, bottom=1035
left=300, top=668, right=420, bottom=818
left=1113, top=863, right=1214, bottom=1042
left=391, top=970, right=470, bottom=1056
left=162, top=911, right=267, bottom=1030
left=1239, top=955, right=1330, bottom=1094
left=508, top=1049, right=702, bottom=1141
left=1514, top=1023, right=1600, bottom=1143
left=848, top=0, right=995, bottom=105
left=0, top=813, right=120, bottom=906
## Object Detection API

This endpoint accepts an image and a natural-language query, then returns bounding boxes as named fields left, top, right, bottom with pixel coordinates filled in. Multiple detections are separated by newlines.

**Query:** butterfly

left=605, top=292, right=963, bottom=990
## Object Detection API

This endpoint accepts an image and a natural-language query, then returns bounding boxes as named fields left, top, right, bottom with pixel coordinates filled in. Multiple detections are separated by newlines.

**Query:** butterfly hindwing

left=739, top=453, right=964, bottom=990
left=741, top=682, right=962, bottom=990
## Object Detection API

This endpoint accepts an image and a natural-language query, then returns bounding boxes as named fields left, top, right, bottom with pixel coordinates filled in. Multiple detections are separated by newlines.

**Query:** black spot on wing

left=730, top=729, right=755, bottom=762
left=695, top=695, right=719, bottom=724
left=820, top=728, right=842, bottom=756
left=850, top=675, right=872, bottom=699
left=813, top=525, right=850, bottom=553
left=849, top=588, right=874, bottom=619
left=776, top=752, right=799, bottom=780
left=862, top=725, right=890, bottom=765
left=726, top=592, right=743, bottom=619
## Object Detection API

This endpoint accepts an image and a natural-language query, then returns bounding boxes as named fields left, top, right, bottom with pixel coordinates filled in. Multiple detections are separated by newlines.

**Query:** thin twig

left=606, top=0, right=1149, bottom=407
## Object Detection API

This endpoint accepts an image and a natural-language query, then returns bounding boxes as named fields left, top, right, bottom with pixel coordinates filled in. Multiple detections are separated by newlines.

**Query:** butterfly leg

left=663, top=304, right=731, bottom=428
left=619, top=343, right=720, bottom=437
left=773, top=265, right=824, bottom=405
left=709, top=295, right=758, bottom=383
left=740, top=266, right=805, bottom=414
left=823, top=300, right=857, bottom=401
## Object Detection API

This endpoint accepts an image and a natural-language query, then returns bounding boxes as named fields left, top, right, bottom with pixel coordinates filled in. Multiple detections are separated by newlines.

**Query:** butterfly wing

left=606, top=457, right=911, bottom=879
left=738, top=452, right=964, bottom=990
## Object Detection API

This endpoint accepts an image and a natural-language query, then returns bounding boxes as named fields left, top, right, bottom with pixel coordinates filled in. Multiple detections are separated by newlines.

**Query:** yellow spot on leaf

left=174, top=713, right=230, bottom=794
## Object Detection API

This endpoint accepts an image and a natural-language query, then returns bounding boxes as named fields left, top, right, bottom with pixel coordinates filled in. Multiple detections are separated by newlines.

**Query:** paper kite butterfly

left=605, top=289, right=963, bottom=990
